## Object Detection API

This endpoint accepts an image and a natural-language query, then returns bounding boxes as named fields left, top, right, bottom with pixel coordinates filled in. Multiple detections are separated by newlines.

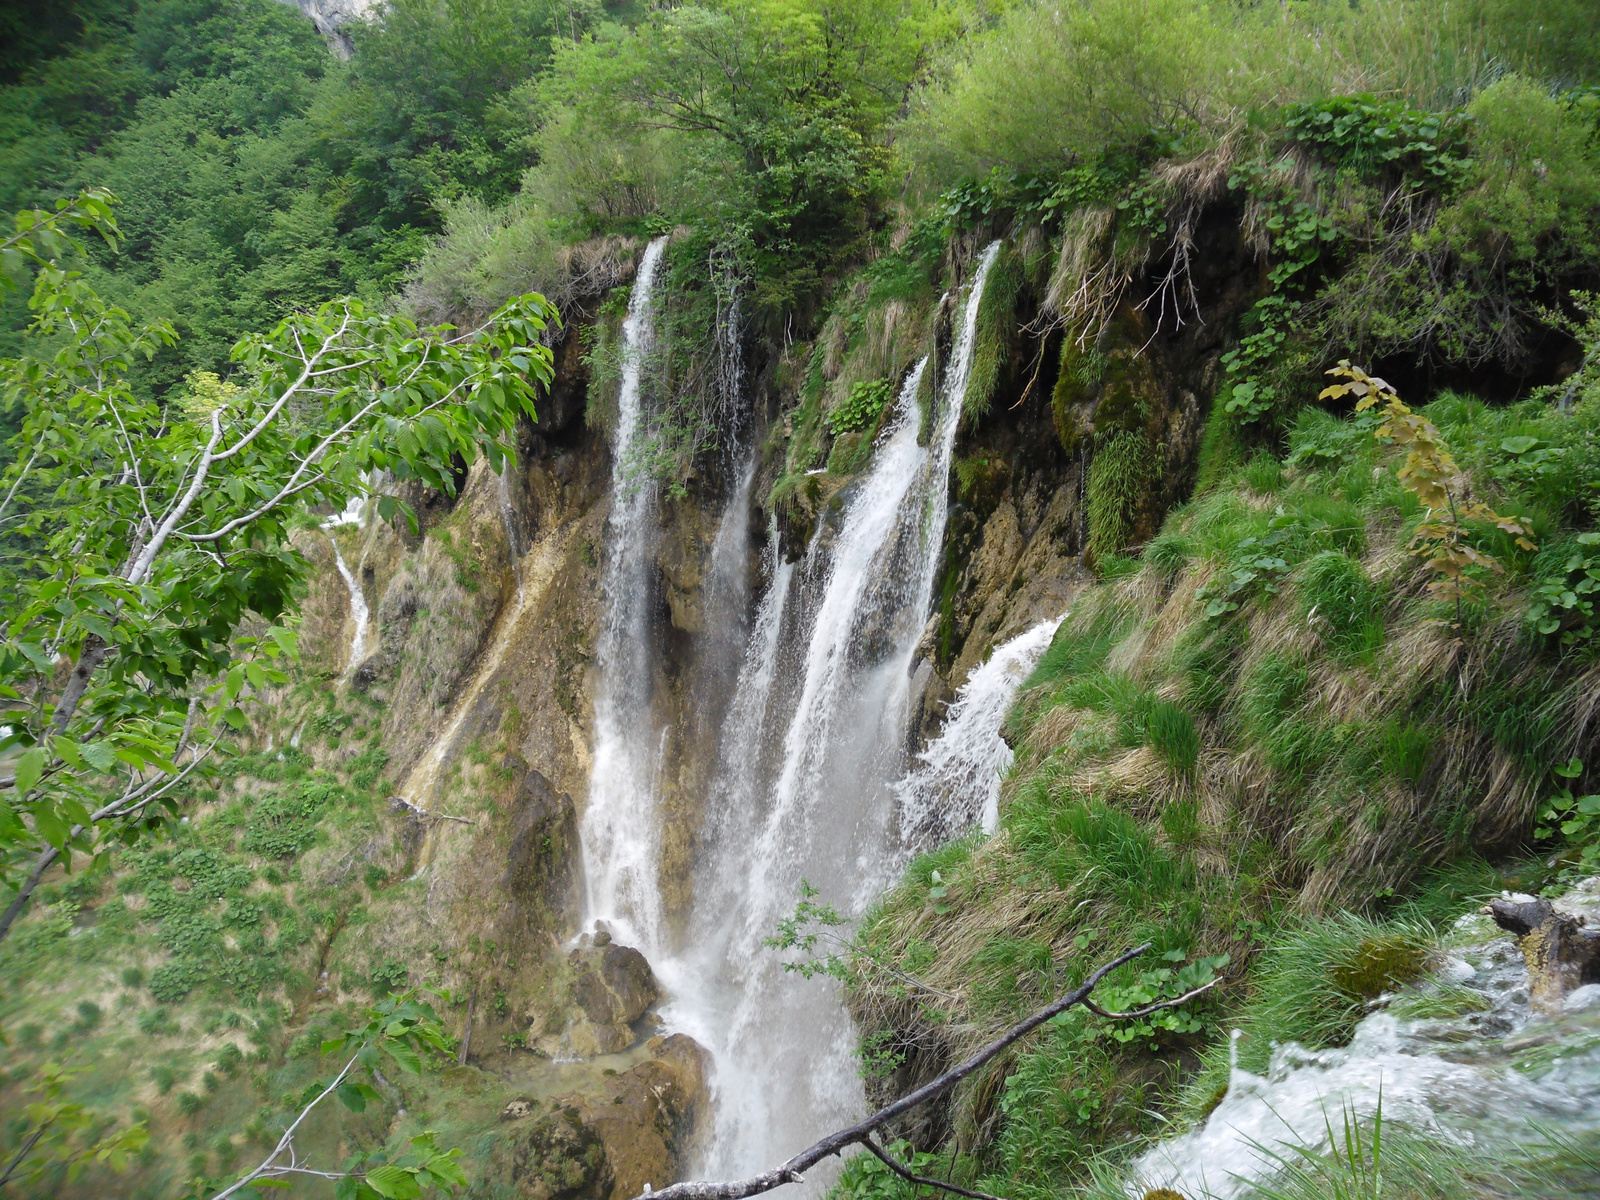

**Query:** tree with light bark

left=0, top=190, right=556, bottom=942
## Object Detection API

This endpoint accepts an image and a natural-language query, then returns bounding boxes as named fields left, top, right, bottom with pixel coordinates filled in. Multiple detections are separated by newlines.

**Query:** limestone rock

left=560, top=941, right=661, bottom=1055
left=581, top=1034, right=711, bottom=1200
left=495, top=1103, right=615, bottom=1200
left=504, top=767, right=582, bottom=933
left=481, top=1035, right=710, bottom=1200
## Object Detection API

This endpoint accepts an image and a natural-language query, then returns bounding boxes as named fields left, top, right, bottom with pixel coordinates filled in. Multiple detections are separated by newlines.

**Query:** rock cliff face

left=276, top=0, right=378, bottom=55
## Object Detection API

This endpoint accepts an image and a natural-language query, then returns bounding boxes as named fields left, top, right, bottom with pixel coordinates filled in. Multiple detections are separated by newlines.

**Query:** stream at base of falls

left=1129, top=877, right=1600, bottom=1199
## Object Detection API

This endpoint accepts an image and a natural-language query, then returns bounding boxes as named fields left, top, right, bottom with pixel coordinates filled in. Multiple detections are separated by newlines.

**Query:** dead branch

left=640, top=942, right=1216, bottom=1200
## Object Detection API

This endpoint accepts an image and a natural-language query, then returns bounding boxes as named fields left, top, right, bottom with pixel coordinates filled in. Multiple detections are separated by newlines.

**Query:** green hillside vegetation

left=6, top=0, right=1600, bottom=1196
left=842, top=351, right=1600, bottom=1194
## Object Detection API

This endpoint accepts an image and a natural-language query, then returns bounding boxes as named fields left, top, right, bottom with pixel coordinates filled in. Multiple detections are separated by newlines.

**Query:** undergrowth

left=849, top=377, right=1600, bottom=1195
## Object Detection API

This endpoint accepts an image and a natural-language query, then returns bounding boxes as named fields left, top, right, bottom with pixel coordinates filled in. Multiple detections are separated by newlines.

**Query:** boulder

left=562, top=942, right=661, bottom=1055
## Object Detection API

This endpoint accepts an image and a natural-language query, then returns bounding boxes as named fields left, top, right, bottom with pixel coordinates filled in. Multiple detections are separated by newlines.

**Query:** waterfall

left=328, top=537, right=371, bottom=678
left=895, top=613, right=1065, bottom=840
left=580, top=234, right=672, bottom=949
left=665, top=242, right=1005, bottom=1182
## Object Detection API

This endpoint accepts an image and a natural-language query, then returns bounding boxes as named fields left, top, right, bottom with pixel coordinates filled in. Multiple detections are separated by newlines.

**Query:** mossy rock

left=1331, top=932, right=1430, bottom=1000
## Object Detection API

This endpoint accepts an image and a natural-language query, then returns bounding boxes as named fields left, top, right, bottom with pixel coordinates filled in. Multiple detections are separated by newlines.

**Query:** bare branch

left=1079, top=977, right=1221, bottom=1021
left=208, top=1054, right=359, bottom=1200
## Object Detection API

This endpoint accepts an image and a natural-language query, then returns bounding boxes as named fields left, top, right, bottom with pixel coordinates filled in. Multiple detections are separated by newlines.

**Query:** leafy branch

left=204, top=990, right=466, bottom=1200
left=1319, top=361, right=1535, bottom=629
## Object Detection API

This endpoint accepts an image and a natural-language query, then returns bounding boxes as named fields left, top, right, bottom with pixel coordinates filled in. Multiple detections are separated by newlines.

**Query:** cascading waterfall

left=328, top=538, right=371, bottom=678
left=660, top=242, right=1004, bottom=1183
left=580, top=234, right=672, bottom=949
left=895, top=613, right=1065, bottom=840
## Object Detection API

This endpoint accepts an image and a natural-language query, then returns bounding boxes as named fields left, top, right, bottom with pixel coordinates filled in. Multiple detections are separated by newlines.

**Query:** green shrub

left=73, top=1000, right=102, bottom=1031
left=138, top=1007, right=178, bottom=1037
left=1527, top=533, right=1600, bottom=647
left=175, top=1091, right=203, bottom=1115
left=827, top=377, right=893, bottom=435
left=149, top=959, right=209, bottom=1003
left=152, top=1065, right=179, bottom=1094
left=243, top=779, right=340, bottom=859
left=369, top=959, right=410, bottom=996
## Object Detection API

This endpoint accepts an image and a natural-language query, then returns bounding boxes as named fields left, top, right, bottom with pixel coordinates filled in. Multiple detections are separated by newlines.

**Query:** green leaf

left=386, top=1041, right=422, bottom=1075
left=13, top=746, right=45, bottom=795
left=424, top=1154, right=469, bottom=1187
left=363, top=1164, right=423, bottom=1200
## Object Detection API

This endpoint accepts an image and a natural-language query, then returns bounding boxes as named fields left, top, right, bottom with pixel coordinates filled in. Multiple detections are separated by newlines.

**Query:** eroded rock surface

left=1487, top=892, right=1600, bottom=1012
left=483, top=1034, right=710, bottom=1200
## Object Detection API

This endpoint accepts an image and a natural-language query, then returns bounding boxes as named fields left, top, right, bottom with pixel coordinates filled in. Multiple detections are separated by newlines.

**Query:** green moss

left=964, top=245, right=1024, bottom=420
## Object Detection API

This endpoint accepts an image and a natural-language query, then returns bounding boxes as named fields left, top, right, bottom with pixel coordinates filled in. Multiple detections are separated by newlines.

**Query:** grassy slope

left=0, top=645, right=532, bottom=1196
left=844, top=385, right=1600, bottom=1197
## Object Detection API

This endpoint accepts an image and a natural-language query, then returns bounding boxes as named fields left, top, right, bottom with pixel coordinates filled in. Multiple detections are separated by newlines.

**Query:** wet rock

left=480, top=1035, right=709, bottom=1200
left=350, top=651, right=387, bottom=692
left=504, top=767, right=582, bottom=934
left=562, top=942, right=661, bottom=1055
left=1486, top=893, right=1600, bottom=1012
left=495, top=1104, right=615, bottom=1200
left=501, top=1096, right=539, bottom=1121
left=580, top=1034, right=711, bottom=1200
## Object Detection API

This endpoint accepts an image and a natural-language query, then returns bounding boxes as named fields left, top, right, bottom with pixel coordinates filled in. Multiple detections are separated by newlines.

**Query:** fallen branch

left=641, top=943, right=1219, bottom=1200
left=389, top=795, right=476, bottom=826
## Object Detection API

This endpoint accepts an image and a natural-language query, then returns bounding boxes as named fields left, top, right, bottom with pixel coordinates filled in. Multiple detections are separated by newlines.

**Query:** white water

left=580, top=235, right=672, bottom=949
left=895, top=613, right=1064, bottom=840
left=497, top=460, right=524, bottom=602
left=1129, top=878, right=1600, bottom=1198
left=328, top=537, right=370, bottom=678
left=660, top=242, right=1005, bottom=1183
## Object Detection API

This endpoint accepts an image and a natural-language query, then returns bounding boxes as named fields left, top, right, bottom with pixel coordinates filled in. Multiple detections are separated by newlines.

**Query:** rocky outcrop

left=277, top=0, right=379, bottom=56
left=1487, top=893, right=1600, bottom=1012
left=483, top=1035, right=710, bottom=1200
left=503, top=766, right=583, bottom=941
left=560, top=938, right=662, bottom=1056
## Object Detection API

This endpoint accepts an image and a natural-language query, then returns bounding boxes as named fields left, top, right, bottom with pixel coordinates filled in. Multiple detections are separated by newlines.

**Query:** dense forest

left=4, top=0, right=1600, bottom=1198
